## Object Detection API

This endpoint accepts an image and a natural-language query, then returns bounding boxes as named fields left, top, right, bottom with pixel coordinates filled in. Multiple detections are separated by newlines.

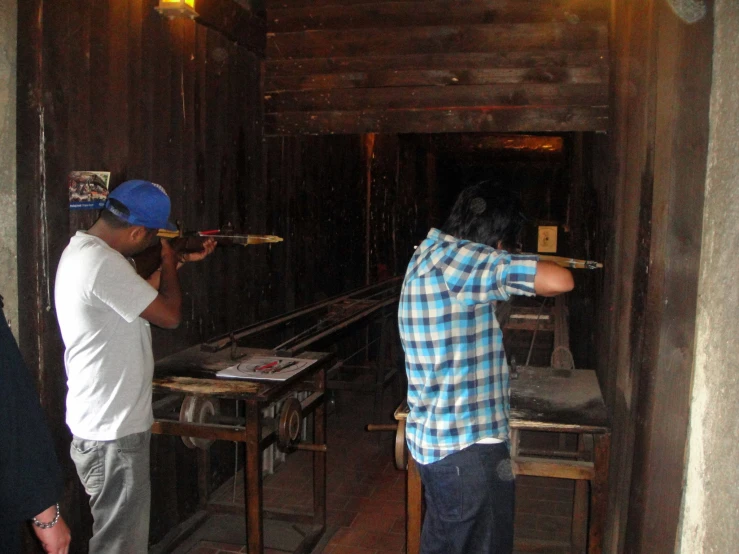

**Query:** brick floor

left=169, top=386, right=574, bottom=554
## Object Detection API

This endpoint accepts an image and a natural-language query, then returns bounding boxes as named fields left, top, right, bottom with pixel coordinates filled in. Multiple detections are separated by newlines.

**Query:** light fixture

left=155, top=0, right=198, bottom=19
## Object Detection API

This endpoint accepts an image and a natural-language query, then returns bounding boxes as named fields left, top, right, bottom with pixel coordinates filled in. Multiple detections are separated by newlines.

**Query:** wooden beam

left=269, top=0, right=604, bottom=9
left=513, top=456, right=595, bottom=480
left=270, top=0, right=451, bottom=7
left=512, top=538, right=572, bottom=553
left=266, top=23, right=608, bottom=59
left=425, top=133, right=566, bottom=156
left=268, top=0, right=609, bottom=33
left=265, top=106, right=608, bottom=135
left=265, top=66, right=607, bottom=92
left=265, top=84, right=608, bottom=111
left=264, top=51, right=608, bottom=76
left=505, top=320, right=556, bottom=332
left=195, top=0, right=266, bottom=57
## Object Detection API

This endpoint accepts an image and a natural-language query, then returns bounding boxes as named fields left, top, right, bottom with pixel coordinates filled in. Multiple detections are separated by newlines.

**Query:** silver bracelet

left=32, top=503, right=60, bottom=529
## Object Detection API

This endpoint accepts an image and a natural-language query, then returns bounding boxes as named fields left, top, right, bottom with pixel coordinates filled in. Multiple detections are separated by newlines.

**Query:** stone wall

left=0, top=0, right=17, bottom=336
left=679, top=2, right=739, bottom=551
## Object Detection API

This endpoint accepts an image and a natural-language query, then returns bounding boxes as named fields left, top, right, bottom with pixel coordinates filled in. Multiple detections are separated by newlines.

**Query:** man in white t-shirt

left=54, top=179, right=215, bottom=553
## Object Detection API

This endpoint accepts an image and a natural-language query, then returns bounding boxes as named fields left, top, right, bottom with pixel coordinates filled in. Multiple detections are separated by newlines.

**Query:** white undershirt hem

left=476, top=437, right=504, bottom=444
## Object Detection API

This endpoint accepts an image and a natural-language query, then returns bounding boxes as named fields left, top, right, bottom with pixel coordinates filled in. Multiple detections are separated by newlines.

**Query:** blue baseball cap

left=105, top=180, right=177, bottom=231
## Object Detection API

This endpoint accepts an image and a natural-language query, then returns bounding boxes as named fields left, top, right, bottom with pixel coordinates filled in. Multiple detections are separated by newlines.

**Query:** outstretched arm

left=534, top=261, right=575, bottom=296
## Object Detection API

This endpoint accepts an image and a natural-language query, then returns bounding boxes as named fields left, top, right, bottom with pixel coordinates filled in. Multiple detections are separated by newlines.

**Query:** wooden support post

left=197, top=448, right=210, bottom=510
left=243, top=401, right=263, bottom=553
left=571, top=434, right=591, bottom=553
left=312, top=368, right=327, bottom=530
left=407, top=456, right=423, bottom=554
left=588, top=432, right=610, bottom=554
left=510, top=428, right=520, bottom=458
left=373, top=318, right=389, bottom=427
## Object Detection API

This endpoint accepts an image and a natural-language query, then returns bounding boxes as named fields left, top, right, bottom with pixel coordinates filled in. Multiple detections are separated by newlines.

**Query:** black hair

left=440, top=182, right=525, bottom=249
left=100, top=198, right=134, bottom=229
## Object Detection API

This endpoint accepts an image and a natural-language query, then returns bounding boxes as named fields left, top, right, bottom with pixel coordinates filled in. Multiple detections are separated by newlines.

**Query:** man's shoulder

left=57, top=234, right=131, bottom=294
left=61, top=234, right=121, bottom=267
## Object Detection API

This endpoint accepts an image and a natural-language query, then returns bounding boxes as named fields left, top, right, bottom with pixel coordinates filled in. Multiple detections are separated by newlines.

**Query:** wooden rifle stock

left=132, top=229, right=283, bottom=279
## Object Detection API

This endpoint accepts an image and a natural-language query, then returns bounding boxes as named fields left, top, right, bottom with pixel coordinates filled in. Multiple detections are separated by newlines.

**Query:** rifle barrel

left=156, top=229, right=283, bottom=245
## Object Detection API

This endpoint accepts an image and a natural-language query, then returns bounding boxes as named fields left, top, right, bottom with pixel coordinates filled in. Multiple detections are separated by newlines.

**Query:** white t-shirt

left=55, top=231, right=159, bottom=440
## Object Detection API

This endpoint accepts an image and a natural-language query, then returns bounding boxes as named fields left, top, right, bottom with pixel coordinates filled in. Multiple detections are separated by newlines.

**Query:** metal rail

left=202, top=277, right=402, bottom=354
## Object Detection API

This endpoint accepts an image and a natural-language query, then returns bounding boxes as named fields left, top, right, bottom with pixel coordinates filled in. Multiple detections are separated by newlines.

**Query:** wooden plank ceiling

left=263, top=0, right=609, bottom=135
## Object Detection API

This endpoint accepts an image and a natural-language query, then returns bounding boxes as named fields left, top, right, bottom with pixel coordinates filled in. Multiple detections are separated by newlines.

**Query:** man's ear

left=129, top=226, right=148, bottom=242
left=496, top=240, right=504, bottom=250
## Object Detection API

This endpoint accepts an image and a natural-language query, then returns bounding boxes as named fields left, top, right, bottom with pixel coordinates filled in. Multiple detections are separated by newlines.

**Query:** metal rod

left=294, top=443, right=328, bottom=452
left=525, top=298, right=550, bottom=367
left=279, top=296, right=398, bottom=355
left=233, top=400, right=239, bottom=503
left=340, top=336, right=381, bottom=363
left=272, top=296, right=392, bottom=352
left=366, top=424, right=398, bottom=432
left=203, top=277, right=402, bottom=351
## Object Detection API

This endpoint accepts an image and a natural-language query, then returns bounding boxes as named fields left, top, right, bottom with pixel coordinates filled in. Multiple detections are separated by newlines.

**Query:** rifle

left=538, top=254, right=603, bottom=270
left=132, top=226, right=283, bottom=279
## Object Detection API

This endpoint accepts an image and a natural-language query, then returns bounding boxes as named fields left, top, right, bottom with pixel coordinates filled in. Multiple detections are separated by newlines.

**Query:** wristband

left=32, top=503, right=60, bottom=529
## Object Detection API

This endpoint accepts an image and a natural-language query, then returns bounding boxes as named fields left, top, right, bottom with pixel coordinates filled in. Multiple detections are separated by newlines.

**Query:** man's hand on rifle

left=146, top=238, right=217, bottom=288
left=176, top=238, right=217, bottom=264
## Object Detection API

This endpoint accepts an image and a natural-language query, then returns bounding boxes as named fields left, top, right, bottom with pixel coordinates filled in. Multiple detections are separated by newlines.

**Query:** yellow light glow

left=155, top=0, right=198, bottom=19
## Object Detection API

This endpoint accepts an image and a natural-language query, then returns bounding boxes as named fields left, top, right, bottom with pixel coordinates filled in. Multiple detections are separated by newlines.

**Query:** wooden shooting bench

left=150, top=346, right=333, bottom=554
left=201, top=278, right=403, bottom=426
left=396, top=366, right=610, bottom=554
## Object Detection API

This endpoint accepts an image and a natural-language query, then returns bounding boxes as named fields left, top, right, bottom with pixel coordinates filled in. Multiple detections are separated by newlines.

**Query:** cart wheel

left=278, top=397, right=303, bottom=450
left=179, top=395, right=219, bottom=450
left=394, top=419, right=407, bottom=470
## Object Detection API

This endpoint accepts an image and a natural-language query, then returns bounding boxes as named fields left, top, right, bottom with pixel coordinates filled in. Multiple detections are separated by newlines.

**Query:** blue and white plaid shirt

left=398, top=228, right=538, bottom=465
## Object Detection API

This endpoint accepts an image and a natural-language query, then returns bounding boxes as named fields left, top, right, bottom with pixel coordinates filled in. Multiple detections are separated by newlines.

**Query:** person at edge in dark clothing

left=0, top=294, right=72, bottom=553
left=398, top=183, right=574, bottom=554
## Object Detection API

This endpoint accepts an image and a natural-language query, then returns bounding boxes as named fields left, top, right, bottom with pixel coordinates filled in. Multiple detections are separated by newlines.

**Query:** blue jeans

left=417, top=442, right=515, bottom=554
left=70, top=431, right=151, bottom=554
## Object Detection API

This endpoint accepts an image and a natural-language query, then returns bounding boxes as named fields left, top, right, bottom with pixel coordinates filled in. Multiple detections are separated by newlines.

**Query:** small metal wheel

left=278, top=397, right=303, bottom=450
left=394, top=419, right=407, bottom=470
left=179, top=395, right=219, bottom=450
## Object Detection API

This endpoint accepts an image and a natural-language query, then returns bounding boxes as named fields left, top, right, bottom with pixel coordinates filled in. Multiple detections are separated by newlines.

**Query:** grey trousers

left=71, top=430, right=151, bottom=554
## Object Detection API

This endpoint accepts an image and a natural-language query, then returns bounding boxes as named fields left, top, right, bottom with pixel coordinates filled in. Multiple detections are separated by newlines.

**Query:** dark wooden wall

left=597, top=1, right=714, bottom=552
left=264, top=0, right=610, bottom=135
left=365, top=134, right=430, bottom=279
left=264, top=134, right=368, bottom=303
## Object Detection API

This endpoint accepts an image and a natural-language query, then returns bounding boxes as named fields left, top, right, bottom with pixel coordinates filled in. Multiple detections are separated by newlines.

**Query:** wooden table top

left=510, top=366, right=609, bottom=433
left=395, top=366, right=609, bottom=434
left=153, top=346, right=332, bottom=401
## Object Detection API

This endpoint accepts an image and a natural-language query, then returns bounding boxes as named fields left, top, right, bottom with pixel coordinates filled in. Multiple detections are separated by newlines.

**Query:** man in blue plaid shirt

left=398, top=184, right=574, bottom=554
